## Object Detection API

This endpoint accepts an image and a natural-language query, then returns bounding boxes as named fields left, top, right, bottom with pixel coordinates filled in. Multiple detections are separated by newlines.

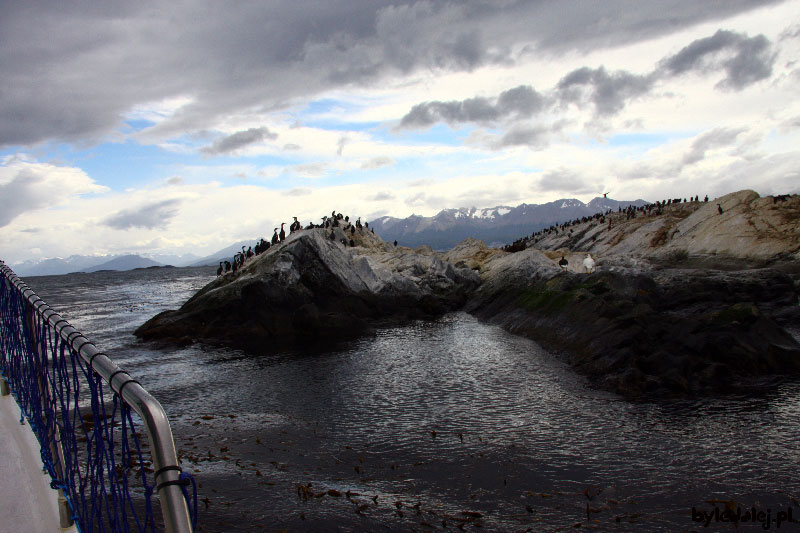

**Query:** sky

left=2, top=0, right=799, bottom=265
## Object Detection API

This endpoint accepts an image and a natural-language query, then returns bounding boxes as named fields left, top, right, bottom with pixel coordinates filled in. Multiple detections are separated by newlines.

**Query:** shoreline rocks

left=135, top=228, right=479, bottom=351
left=465, top=264, right=800, bottom=398
left=458, top=189, right=800, bottom=398
left=136, top=190, right=800, bottom=399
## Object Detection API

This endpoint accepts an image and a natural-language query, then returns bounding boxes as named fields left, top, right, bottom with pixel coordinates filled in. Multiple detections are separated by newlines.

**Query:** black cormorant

left=217, top=262, right=223, bottom=276
left=279, top=223, right=286, bottom=242
left=717, top=204, right=723, bottom=215
left=271, top=228, right=279, bottom=245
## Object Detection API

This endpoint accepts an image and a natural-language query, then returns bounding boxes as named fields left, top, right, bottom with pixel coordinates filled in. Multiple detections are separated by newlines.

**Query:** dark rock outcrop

left=135, top=228, right=479, bottom=351
left=466, top=255, right=800, bottom=398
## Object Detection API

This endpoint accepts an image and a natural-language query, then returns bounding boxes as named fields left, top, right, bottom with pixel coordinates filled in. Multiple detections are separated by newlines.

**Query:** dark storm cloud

left=493, top=125, right=551, bottom=149
left=0, top=0, right=778, bottom=147
left=399, top=24, right=778, bottom=138
left=103, top=199, right=182, bottom=230
left=0, top=171, right=50, bottom=227
left=201, top=127, right=277, bottom=155
left=399, top=85, right=545, bottom=129
left=658, top=30, right=776, bottom=89
left=681, top=127, right=746, bottom=166
left=557, top=66, right=655, bottom=116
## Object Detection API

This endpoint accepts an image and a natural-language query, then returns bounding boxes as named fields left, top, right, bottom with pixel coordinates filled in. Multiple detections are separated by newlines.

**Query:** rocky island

left=135, top=224, right=480, bottom=351
left=136, top=190, right=800, bottom=399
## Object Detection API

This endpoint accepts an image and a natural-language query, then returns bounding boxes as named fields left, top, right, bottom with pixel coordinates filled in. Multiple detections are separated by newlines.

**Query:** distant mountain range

left=82, top=255, right=165, bottom=273
left=9, top=196, right=649, bottom=276
left=11, top=252, right=200, bottom=277
left=10, top=243, right=259, bottom=276
left=188, top=240, right=259, bottom=267
left=370, top=196, right=648, bottom=250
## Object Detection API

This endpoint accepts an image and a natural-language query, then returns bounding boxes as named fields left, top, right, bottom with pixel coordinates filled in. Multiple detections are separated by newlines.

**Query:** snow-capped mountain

left=370, top=196, right=648, bottom=250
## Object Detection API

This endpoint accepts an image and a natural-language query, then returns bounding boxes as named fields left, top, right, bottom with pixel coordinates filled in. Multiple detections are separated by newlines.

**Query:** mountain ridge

left=371, top=196, right=648, bottom=250
left=11, top=252, right=199, bottom=276
left=8, top=195, right=648, bottom=275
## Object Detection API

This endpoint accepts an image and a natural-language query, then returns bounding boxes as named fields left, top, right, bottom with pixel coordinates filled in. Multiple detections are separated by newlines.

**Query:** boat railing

left=0, top=260, right=196, bottom=533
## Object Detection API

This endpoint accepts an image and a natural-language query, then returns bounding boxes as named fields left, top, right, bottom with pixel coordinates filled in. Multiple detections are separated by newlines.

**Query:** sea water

left=23, top=266, right=800, bottom=532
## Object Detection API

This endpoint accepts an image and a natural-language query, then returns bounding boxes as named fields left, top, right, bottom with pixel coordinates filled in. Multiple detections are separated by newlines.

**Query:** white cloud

left=2, top=1, right=800, bottom=264
left=0, top=155, right=107, bottom=228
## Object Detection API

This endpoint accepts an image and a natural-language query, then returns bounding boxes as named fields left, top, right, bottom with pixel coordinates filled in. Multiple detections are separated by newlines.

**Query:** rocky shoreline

left=136, top=190, right=800, bottom=399
left=135, top=227, right=479, bottom=352
left=465, top=260, right=800, bottom=398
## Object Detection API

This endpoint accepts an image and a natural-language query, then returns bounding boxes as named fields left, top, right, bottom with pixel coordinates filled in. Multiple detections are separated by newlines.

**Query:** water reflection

left=24, top=267, right=800, bottom=531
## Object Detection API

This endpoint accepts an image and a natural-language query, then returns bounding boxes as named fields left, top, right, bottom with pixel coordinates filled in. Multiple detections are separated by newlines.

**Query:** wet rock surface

left=466, top=264, right=800, bottom=398
left=135, top=228, right=479, bottom=351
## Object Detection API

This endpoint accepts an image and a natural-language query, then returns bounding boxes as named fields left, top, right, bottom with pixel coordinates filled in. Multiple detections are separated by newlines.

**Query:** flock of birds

left=503, top=194, right=712, bottom=253
left=213, top=191, right=793, bottom=276
left=216, top=211, right=374, bottom=276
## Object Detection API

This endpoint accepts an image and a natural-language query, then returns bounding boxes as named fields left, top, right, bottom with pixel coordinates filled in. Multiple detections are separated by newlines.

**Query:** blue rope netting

left=0, top=265, right=197, bottom=532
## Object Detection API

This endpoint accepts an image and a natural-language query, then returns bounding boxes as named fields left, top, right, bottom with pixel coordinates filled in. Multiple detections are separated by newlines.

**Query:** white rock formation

left=530, top=190, right=800, bottom=264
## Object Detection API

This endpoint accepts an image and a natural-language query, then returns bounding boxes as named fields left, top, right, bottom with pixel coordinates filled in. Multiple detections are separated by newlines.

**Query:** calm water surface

left=23, top=266, right=800, bottom=532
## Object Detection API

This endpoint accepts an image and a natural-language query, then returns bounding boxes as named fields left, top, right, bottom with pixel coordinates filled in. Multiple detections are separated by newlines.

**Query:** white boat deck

left=0, top=392, right=78, bottom=533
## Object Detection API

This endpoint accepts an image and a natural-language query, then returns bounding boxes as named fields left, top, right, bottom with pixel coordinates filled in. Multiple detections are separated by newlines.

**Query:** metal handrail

left=0, top=261, right=193, bottom=533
